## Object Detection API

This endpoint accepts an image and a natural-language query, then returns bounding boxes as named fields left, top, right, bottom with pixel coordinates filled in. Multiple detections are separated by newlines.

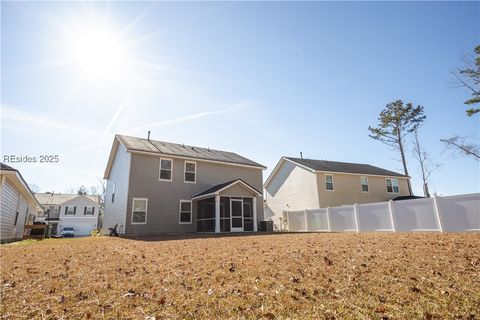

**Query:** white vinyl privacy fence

left=285, top=193, right=480, bottom=232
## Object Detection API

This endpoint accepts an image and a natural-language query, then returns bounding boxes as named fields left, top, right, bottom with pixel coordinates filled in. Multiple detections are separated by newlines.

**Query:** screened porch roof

left=191, top=179, right=262, bottom=201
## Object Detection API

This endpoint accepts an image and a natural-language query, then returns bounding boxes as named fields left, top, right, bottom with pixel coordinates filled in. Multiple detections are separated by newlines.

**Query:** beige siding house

left=103, top=135, right=265, bottom=235
left=0, top=163, right=42, bottom=243
left=264, top=157, right=410, bottom=230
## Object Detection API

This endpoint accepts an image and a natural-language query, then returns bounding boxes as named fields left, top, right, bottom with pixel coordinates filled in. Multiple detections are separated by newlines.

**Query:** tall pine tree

left=369, top=100, right=426, bottom=195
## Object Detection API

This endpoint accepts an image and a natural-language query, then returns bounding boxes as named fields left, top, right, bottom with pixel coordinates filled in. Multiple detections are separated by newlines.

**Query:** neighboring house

left=35, top=193, right=99, bottom=236
left=0, top=163, right=42, bottom=243
left=102, top=134, right=266, bottom=235
left=264, top=157, right=411, bottom=229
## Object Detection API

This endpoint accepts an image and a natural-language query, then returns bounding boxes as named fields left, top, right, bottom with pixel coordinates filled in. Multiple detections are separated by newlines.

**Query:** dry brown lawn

left=1, top=233, right=479, bottom=319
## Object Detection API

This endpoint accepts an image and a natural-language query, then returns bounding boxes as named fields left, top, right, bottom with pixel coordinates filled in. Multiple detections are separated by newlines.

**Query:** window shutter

left=65, top=207, right=68, bottom=214
left=92, top=207, right=95, bottom=215
left=74, top=207, right=77, bottom=215
left=84, top=207, right=87, bottom=215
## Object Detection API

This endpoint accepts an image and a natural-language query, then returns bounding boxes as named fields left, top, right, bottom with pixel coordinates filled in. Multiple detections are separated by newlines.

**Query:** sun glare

left=67, top=24, right=128, bottom=82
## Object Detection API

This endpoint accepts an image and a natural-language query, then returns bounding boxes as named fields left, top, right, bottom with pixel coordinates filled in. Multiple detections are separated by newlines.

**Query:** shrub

left=90, top=229, right=102, bottom=237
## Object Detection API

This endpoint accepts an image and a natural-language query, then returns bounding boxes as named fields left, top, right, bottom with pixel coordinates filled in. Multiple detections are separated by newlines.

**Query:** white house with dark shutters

left=35, top=193, right=99, bottom=236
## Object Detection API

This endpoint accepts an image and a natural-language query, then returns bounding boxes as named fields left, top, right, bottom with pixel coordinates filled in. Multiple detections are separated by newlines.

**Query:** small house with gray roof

left=264, top=157, right=411, bottom=230
left=102, top=134, right=265, bottom=235
left=35, top=193, right=99, bottom=236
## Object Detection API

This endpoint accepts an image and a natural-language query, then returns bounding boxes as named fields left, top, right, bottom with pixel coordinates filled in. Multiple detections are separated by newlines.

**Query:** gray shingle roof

left=0, top=163, right=16, bottom=171
left=35, top=193, right=99, bottom=206
left=117, top=135, right=265, bottom=168
left=285, top=157, right=407, bottom=177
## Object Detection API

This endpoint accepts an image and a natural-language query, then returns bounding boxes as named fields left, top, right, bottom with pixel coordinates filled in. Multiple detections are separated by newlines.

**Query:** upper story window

left=325, top=175, right=334, bottom=191
left=361, top=176, right=369, bottom=192
left=386, top=178, right=399, bottom=193
left=184, top=161, right=196, bottom=183
left=179, top=200, right=192, bottom=224
left=132, top=198, right=148, bottom=224
left=159, top=158, right=173, bottom=181
left=84, top=207, right=95, bottom=215
left=65, top=206, right=76, bottom=215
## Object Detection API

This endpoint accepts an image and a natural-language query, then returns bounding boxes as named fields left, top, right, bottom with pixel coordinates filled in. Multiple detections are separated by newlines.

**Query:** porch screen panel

left=243, top=198, right=254, bottom=231
left=197, top=198, right=215, bottom=232
left=220, top=197, right=230, bottom=232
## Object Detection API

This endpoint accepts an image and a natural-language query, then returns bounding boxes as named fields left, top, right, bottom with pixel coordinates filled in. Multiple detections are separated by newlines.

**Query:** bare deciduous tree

left=28, top=183, right=41, bottom=193
left=412, top=129, right=441, bottom=197
left=440, top=136, right=480, bottom=161
left=450, top=45, right=480, bottom=116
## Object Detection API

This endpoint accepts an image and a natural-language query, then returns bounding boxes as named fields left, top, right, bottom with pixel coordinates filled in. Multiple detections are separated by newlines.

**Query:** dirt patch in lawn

left=1, top=233, right=479, bottom=319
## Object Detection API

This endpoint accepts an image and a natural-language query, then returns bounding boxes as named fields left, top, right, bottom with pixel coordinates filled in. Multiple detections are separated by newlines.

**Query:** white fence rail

left=285, top=193, right=480, bottom=233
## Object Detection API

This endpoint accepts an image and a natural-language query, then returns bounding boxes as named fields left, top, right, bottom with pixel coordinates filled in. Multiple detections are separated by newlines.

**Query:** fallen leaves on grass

left=1, top=233, right=479, bottom=319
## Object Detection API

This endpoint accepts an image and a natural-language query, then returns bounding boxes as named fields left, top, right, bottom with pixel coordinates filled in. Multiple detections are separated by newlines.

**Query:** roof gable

left=0, top=163, right=42, bottom=210
left=104, top=135, right=266, bottom=179
left=264, top=157, right=408, bottom=189
left=285, top=157, right=408, bottom=177
left=35, top=193, right=99, bottom=206
left=192, top=179, right=262, bottom=200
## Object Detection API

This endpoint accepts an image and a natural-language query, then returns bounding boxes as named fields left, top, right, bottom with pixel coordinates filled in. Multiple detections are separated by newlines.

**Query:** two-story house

left=264, top=157, right=411, bottom=229
left=0, top=163, right=42, bottom=243
left=35, top=193, right=99, bottom=236
left=102, top=134, right=266, bottom=235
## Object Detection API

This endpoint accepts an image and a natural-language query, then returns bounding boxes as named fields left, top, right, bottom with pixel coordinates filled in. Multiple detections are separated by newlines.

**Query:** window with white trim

left=360, top=176, right=369, bottom=192
left=386, top=178, right=399, bottom=193
left=132, top=198, right=148, bottom=224
left=84, top=207, right=95, bottom=215
left=65, top=206, right=76, bottom=215
left=184, top=161, right=196, bottom=183
left=179, top=200, right=192, bottom=224
left=159, top=159, right=172, bottom=181
left=325, top=175, right=334, bottom=191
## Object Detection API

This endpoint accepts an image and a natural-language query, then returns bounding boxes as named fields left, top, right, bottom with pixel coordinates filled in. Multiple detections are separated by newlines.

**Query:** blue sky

left=1, top=1, right=479, bottom=196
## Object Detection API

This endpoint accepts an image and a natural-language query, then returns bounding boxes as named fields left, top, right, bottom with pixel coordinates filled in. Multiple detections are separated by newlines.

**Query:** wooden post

left=388, top=200, right=396, bottom=232
left=433, top=195, right=444, bottom=232
left=326, top=207, right=331, bottom=232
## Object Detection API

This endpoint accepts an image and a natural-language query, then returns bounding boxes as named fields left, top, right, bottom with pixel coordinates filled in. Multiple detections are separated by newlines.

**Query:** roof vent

left=147, top=131, right=151, bottom=141
left=300, top=152, right=303, bottom=160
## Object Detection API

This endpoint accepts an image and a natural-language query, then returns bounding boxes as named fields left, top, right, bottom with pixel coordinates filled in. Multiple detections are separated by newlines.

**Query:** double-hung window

left=184, top=161, right=196, bottom=183
left=159, top=158, right=172, bottom=181
left=386, top=178, right=399, bottom=193
left=84, top=207, right=95, bottom=215
left=65, top=206, right=76, bottom=215
left=361, top=176, right=369, bottom=192
left=179, top=200, right=192, bottom=224
left=325, top=175, right=334, bottom=191
left=132, top=198, right=148, bottom=224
